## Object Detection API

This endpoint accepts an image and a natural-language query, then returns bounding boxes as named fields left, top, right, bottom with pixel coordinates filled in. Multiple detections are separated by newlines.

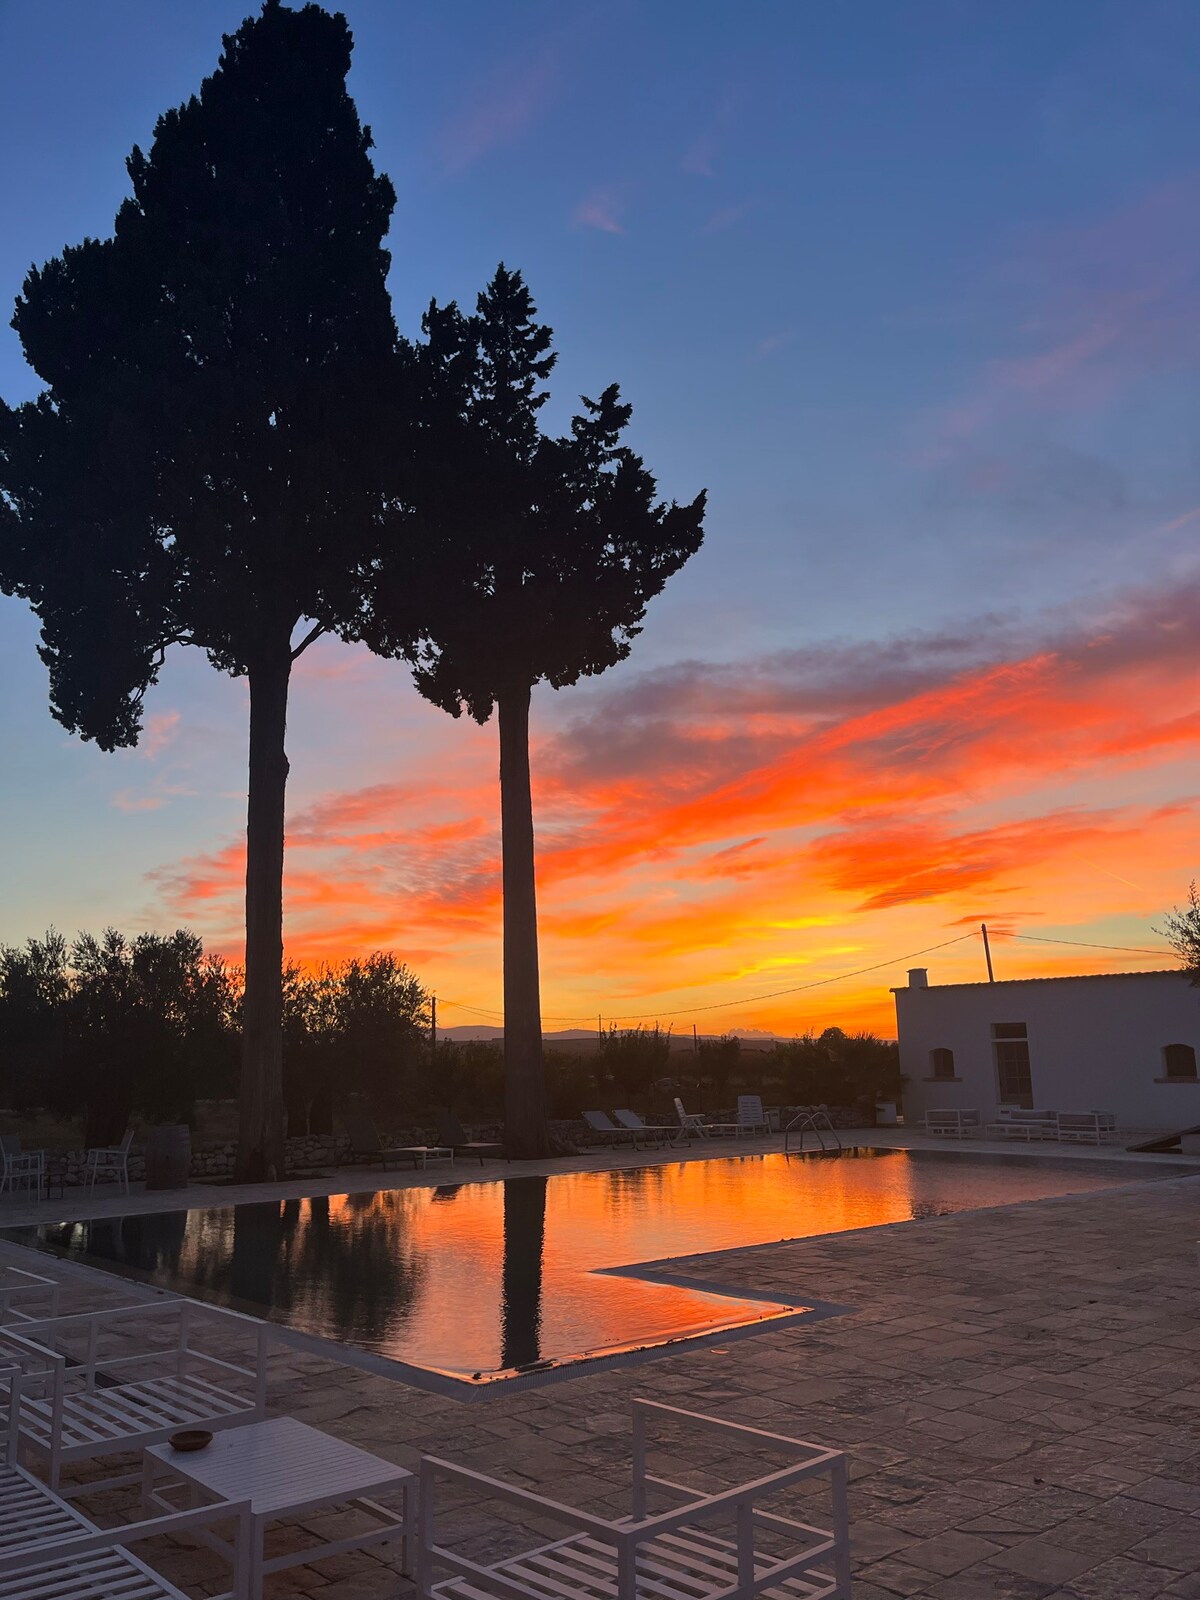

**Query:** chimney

left=908, top=968, right=928, bottom=989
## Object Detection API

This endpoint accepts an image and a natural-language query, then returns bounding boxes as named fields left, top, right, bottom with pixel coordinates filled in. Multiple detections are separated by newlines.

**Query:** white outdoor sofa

left=0, top=1361, right=253, bottom=1600
left=1054, top=1111, right=1118, bottom=1145
left=924, top=1109, right=981, bottom=1137
left=984, top=1108, right=1118, bottom=1144
left=417, top=1399, right=852, bottom=1600
left=0, top=1261, right=60, bottom=1325
left=0, top=1298, right=269, bottom=1491
left=985, top=1108, right=1059, bottom=1141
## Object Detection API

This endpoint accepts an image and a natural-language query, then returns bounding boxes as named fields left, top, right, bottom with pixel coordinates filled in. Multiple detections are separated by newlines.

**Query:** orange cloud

left=146, top=577, right=1198, bottom=1032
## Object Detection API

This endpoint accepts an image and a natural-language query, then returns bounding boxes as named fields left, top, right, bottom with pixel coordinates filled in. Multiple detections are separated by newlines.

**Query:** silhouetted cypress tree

left=0, top=1, right=396, bottom=1180
left=350, top=268, right=705, bottom=1157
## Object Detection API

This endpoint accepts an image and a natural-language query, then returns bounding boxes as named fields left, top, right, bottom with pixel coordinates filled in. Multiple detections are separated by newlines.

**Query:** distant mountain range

left=437, top=1025, right=789, bottom=1049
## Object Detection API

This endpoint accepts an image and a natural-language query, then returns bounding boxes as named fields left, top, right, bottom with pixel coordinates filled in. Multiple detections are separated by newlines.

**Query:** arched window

left=1163, top=1043, right=1197, bottom=1080
left=930, top=1047, right=956, bottom=1080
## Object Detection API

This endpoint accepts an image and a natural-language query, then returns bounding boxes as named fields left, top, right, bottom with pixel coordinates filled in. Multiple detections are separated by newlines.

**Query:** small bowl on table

left=168, top=1428, right=213, bottom=1453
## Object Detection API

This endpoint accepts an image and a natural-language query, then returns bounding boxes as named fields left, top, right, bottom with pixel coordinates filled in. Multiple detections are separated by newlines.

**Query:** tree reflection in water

left=500, top=1175, right=547, bottom=1371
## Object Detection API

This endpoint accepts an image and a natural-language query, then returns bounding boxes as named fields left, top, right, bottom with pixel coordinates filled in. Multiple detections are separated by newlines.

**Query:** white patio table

left=142, top=1415, right=414, bottom=1599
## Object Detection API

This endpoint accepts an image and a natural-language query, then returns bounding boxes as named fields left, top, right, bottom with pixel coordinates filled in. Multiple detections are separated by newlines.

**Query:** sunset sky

left=1, top=1, right=1197, bottom=1036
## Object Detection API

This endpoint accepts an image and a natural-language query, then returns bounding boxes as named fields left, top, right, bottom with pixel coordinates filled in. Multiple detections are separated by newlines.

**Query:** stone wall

left=40, top=1105, right=873, bottom=1189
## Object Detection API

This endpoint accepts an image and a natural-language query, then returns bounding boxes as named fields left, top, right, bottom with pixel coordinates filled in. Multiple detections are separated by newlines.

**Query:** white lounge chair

left=673, top=1097, right=708, bottom=1137
left=0, top=1298, right=269, bottom=1491
left=85, top=1127, right=135, bottom=1194
left=582, top=1111, right=641, bottom=1145
left=736, top=1094, right=772, bottom=1135
left=0, top=1361, right=253, bottom=1599
left=418, top=1399, right=852, bottom=1600
left=614, top=1109, right=682, bottom=1145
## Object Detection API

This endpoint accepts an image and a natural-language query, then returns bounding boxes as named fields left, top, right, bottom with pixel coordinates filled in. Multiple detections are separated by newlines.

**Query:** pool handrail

left=784, top=1108, right=842, bottom=1155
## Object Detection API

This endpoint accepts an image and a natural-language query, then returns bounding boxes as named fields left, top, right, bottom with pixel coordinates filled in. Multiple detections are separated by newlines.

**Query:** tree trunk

left=235, top=652, right=291, bottom=1182
left=501, top=1174, right=547, bottom=1370
left=498, top=685, right=551, bottom=1158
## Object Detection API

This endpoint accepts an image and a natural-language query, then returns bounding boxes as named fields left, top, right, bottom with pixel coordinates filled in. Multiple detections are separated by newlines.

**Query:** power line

left=600, top=932, right=978, bottom=1021
left=440, top=933, right=981, bottom=1027
left=1008, top=932, right=1171, bottom=957
left=438, top=926, right=1173, bottom=1032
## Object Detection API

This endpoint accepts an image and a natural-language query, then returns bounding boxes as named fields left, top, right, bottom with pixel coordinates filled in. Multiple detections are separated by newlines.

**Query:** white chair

left=85, top=1127, right=135, bottom=1194
left=0, top=1298, right=270, bottom=1491
left=674, top=1097, right=708, bottom=1137
left=0, top=1135, right=45, bottom=1202
left=0, top=1361, right=254, bottom=1599
left=418, top=1399, right=852, bottom=1600
left=736, top=1094, right=771, bottom=1135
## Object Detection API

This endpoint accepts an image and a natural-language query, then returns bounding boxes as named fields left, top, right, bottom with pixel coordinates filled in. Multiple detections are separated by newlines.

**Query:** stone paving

left=2, top=1135, right=1198, bottom=1597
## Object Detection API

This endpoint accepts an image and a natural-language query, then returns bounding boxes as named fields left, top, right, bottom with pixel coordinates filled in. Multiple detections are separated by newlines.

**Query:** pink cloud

left=573, top=187, right=625, bottom=235
left=682, top=87, right=740, bottom=177
left=143, top=710, right=181, bottom=761
left=700, top=200, right=755, bottom=236
left=917, top=173, right=1200, bottom=461
left=438, top=41, right=559, bottom=175
left=754, top=330, right=792, bottom=359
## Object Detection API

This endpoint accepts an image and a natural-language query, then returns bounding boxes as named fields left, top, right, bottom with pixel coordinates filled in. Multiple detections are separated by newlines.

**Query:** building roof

left=891, top=968, right=1183, bottom=995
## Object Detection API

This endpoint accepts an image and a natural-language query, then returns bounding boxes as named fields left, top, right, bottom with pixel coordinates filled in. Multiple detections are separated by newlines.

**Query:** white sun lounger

left=613, top=1109, right=682, bottom=1145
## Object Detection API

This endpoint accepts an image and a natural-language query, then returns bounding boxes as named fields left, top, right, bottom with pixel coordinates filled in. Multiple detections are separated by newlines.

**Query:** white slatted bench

left=0, top=1362, right=252, bottom=1599
left=0, top=1298, right=268, bottom=1491
left=418, top=1399, right=852, bottom=1600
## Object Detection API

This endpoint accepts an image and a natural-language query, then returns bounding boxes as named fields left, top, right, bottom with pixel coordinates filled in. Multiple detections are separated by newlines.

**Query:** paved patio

left=2, top=1133, right=1198, bottom=1597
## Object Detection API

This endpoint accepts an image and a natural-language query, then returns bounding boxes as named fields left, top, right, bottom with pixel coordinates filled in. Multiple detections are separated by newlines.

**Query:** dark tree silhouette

left=349, top=267, right=705, bottom=1157
left=500, top=1175, right=548, bottom=1371
left=0, top=2, right=396, bottom=1179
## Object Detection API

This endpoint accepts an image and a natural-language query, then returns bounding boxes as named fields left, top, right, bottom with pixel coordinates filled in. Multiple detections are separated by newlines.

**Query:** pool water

left=12, top=1148, right=1155, bottom=1383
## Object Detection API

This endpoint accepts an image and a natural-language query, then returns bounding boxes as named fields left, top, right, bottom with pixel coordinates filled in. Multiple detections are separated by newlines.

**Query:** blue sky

left=1, top=1, right=1197, bottom=1028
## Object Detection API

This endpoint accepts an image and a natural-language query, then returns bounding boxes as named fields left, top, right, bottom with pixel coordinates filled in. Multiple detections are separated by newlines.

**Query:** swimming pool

left=10, top=1147, right=1163, bottom=1387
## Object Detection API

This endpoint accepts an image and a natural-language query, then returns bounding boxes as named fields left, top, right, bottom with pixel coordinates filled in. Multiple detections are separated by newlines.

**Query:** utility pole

left=981, top=923, right=995, bottom=983
left=693, top=1022, right=699, bottom=1053
left=430, top=994, right=437, bottom=1053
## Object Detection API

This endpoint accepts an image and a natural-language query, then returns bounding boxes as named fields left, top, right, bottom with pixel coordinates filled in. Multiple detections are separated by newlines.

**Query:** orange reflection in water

left=39, top=1150, right=1131, bottom=1380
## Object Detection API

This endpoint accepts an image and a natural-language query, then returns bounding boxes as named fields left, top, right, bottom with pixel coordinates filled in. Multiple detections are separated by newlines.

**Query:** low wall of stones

left=41, top=1104, right=874, bottom=1188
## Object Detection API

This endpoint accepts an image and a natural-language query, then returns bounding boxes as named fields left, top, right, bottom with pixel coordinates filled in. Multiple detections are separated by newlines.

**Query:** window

left=1163, top=1043, right=1197, bottom=1081
left=930, top=1048, right=956, bottom=1080
left=992, top=1022, right=1032, bottom=1108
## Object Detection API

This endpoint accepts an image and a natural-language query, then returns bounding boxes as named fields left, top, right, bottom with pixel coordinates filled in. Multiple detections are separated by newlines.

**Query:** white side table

left=143, top=1415, right=414, bottom=1598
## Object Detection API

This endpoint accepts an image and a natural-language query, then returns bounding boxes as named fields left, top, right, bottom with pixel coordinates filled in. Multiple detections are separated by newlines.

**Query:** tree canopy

left=346, top=264, right=706, bottom=1156
left=0, top=0, right=398, bottom=1178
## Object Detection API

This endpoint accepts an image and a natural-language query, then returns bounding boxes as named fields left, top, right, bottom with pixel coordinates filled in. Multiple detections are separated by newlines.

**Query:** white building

left=893, top=967, right=1200, bottom=1130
